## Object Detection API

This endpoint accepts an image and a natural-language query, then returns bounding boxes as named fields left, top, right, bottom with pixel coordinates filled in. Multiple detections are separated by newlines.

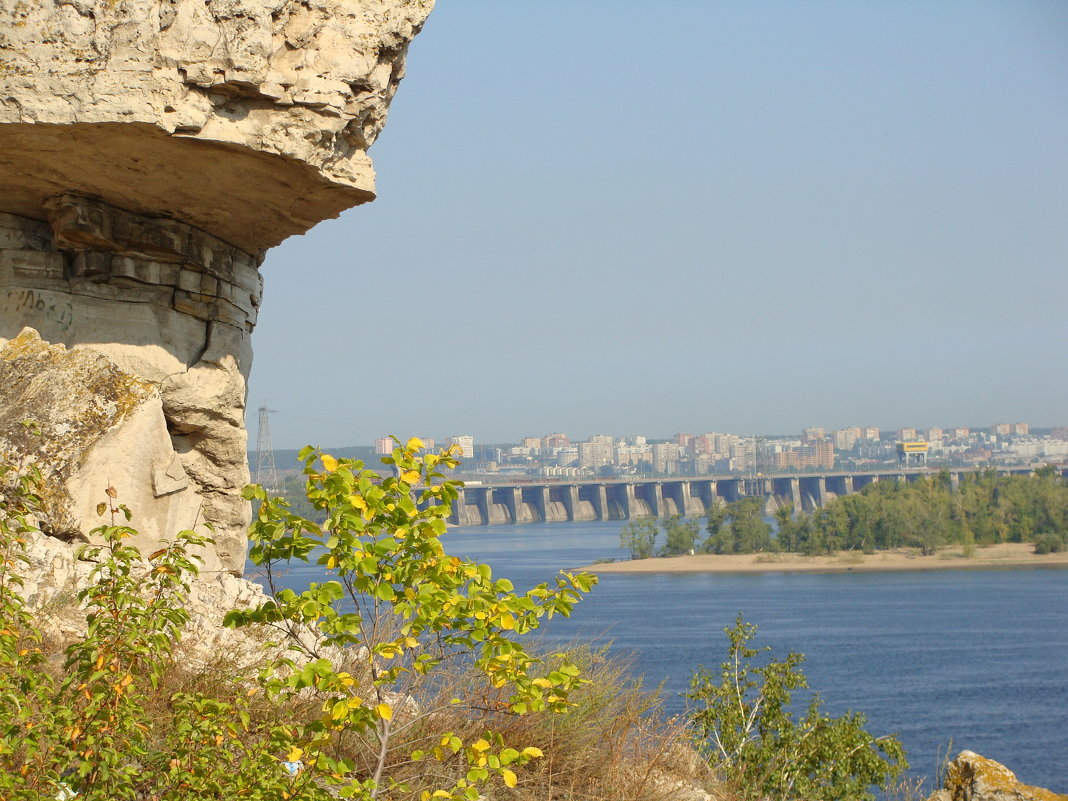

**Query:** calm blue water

left=251, top=520, right=1068, bottom=791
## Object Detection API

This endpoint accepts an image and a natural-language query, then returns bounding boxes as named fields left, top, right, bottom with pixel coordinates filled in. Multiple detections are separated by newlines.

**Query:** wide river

left=258, top=520, right=1068, bottom=792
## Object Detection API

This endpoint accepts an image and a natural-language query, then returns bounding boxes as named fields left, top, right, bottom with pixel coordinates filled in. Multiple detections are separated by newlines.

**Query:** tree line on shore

left=620, top=467, right=1068, bottom=559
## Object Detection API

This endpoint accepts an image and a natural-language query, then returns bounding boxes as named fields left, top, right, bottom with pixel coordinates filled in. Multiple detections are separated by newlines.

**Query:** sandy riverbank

left=581, top=542, right=1068, bottom=575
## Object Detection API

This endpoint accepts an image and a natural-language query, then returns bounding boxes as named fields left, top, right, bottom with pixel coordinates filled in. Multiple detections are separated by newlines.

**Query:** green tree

left=660, top=515, right=700, bottom=556
left=704, top=499, right=772, bottom=554
left=226, top=440, right=596, bottom=800
left=773, top=504, right=796, bottom=552
left=619, top=517, right=658, bottom=559
left=704, top=502, right=730, bottom=553
left=688, top=615, right=907, bottom=801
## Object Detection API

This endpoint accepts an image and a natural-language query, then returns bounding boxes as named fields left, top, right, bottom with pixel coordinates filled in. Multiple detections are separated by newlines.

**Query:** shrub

left=687, top=614, right=907, bottom=801
left=1033, top=533, right=1064, bottom=554
left=0, top=440, right=596, bottom=800
left=224, top=439, right=597, bottom=800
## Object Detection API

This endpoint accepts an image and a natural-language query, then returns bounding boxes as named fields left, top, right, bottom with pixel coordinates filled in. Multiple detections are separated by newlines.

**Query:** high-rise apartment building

left=693, top=433, right=716, bottom=456
left=896, top=428, right=917, bottom=441
left=578, top=438, right=613, bottom=470
left=774, top=441, right=834, bottom=471
left=652, top=442, right=680, bottom=474
left=833, top=428, right=858, bottom=451
left=374, top=437, right=393, bottom=455
left=445, top=435, right=474, bottom=459
left=541, top=433, right=570, bottom=451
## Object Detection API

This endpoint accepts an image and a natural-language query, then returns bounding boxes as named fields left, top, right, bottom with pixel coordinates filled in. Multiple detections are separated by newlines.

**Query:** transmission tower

left=254, top=404, right=279, bottom=492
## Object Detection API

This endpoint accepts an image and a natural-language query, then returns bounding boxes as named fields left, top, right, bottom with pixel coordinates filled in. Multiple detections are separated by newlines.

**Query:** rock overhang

left=0, top=0, right=435, bottom=251
left=0, top=121, right=376, bottom=253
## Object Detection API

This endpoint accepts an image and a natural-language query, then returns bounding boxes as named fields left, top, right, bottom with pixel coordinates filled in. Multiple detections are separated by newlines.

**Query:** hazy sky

left=248, top=0, right=1068, bottom=450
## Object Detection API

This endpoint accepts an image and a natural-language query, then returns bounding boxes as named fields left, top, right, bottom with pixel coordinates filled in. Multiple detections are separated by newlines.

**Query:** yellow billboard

left=897, top=441, right=929, bottom=454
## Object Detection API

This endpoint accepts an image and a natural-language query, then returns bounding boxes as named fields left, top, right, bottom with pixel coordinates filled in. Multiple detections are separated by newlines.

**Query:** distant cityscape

left=374, top=424, right=1068, bottom=480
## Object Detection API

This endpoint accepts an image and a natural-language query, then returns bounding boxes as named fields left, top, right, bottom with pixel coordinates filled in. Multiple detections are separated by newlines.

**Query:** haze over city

left=247, top=1, right=1068, bottom=450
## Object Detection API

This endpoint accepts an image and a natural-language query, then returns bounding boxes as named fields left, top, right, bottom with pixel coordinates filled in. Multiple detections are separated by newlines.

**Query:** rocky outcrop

left=929, top=751, right=1066, bottom=801
left=0, top=0, right=434, bottom=252
left=0, top=0, right=434, bottom=571
left=0, top=327, right=244, bottom=571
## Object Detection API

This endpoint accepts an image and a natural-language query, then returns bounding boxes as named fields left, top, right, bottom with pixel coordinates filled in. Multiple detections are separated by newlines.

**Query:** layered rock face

left=0, top=0, right=434, bottom=572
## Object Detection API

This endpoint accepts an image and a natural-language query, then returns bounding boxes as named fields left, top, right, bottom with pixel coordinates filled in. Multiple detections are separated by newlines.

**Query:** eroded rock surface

left=0, top=0, right=434, bottom=251
left=0, top=199, right=257, bottom=572
left=0, top=327, right=245, bottom=572
left=0, top=0, right=434, bottom=571
left=929, top=751, right=1066, bottom=801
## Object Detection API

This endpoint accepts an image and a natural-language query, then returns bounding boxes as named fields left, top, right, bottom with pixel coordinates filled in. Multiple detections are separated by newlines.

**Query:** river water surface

left=257, top=520, right=1068, bottom=791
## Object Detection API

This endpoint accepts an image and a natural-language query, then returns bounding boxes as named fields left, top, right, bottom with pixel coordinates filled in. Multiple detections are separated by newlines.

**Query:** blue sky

left=249, top=1, right=1068, bottom=449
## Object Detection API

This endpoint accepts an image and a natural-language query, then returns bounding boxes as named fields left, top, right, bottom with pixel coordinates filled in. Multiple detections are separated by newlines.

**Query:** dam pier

left=436, top=468, right=1048, bottom=527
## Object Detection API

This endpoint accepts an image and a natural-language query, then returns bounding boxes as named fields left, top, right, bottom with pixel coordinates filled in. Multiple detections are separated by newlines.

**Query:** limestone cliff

left=0, top=0, right=433, bottom=251
left=0, top=0, right=434, bottom=572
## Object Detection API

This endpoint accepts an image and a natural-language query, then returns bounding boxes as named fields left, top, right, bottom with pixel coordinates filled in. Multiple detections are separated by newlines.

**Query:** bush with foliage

left=704, top=498, right=773, bottom=555
left=228, top=440, right=596, bottom=799
left=0, top=439, right=596, bottom=800
left=619, top=518, right=659, bottom=559
left=688, top=614, right=907, bottom=801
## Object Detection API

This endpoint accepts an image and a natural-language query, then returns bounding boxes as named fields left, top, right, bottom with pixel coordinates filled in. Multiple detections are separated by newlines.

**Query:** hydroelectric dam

left=440, top=468, right=1050, bottom=527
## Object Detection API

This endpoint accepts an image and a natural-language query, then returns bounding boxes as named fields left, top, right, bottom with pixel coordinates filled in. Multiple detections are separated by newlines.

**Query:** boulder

left=929, top=751, right=1066, bottom=801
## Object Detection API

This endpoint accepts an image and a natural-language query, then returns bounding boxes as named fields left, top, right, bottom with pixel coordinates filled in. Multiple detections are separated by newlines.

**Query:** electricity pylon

left=254, top=404, right=279, bottom=492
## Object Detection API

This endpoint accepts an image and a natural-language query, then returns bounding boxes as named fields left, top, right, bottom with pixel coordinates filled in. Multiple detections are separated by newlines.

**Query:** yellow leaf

left=376, top=703, right=393, bottom=721
left=521, top=747, right=543, bottom=758
left=471, top=738, right=490, bottom=753
left=401, top=470, right=420, bottom=485
left=330, top=701, right=348, bottom=722
left=286, top=746, right=304, bottom=762
left=321, top=454, right=338, bottom=472
left=406, top=437, right=424, bottom=451
left=499, top=613, right=515, bottom=631
left=501, top=768, right=517, bottom=788
left=326, top=555, right=338, bottom=569
left=431, top=791, right=451, bottom=798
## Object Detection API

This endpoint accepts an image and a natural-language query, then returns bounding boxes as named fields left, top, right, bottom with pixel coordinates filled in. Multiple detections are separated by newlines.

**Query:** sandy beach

left=581, top=542, right=1068, bottom=575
